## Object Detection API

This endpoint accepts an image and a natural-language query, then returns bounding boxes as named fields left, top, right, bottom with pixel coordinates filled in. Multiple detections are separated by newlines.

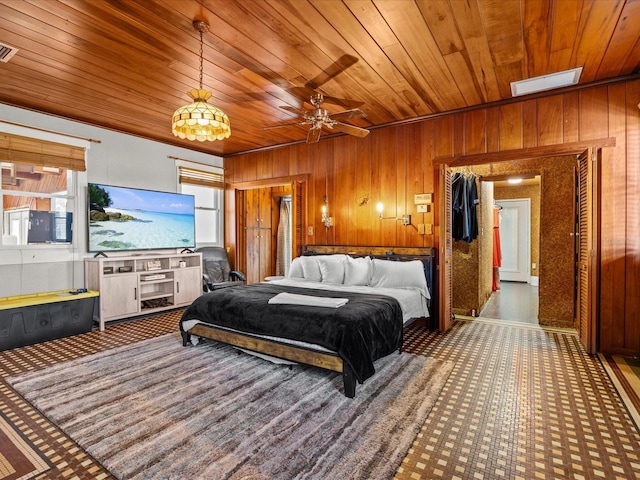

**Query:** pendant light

left=172, top=20, right=230, bottom=142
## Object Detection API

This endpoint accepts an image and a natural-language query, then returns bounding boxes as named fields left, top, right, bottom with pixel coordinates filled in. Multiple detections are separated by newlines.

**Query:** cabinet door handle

left=177, top=282, right=180, bottom=293
left=134, top=287, right=137, bottom=300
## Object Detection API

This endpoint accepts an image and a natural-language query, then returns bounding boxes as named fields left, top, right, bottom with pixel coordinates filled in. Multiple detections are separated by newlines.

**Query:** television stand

left=84, top=252, right=202, bottom=330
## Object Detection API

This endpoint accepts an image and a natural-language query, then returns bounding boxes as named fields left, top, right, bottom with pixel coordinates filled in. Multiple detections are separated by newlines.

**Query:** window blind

left=178, top=166, right=224, bottom=188
left=0, top=132, right=86, bottom=171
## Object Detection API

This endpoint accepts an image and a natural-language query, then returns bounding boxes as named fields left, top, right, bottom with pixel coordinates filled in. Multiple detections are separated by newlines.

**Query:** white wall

left=0, top=104, right=223, bottom=297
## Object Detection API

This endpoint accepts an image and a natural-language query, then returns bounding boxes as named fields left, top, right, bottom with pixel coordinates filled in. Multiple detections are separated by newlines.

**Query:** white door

left=497, top=199, right=530, bottom=283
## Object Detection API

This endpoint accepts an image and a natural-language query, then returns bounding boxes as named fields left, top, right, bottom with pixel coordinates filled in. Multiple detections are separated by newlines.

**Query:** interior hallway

left=480, top=281, right=539, bottom=325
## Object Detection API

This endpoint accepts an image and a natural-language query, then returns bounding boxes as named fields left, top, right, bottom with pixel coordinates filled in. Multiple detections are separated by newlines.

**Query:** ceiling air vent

left=0, top=42, right=19, bottom=63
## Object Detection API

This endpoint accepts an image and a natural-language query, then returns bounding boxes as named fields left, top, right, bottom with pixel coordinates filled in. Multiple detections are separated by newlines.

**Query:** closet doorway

left=230, top=177, right=306, bottom=284
left=442, top=154, right=585, bottom=334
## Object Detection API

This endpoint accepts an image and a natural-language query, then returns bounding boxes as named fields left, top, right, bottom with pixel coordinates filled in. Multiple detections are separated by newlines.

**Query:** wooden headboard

left=302, top=245, right=438, bottom=330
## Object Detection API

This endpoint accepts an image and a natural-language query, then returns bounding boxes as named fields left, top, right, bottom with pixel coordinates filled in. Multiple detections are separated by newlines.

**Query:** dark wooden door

left=243, top=186, right=276, bottom=283
left=244, top=188, right=261, bottom=284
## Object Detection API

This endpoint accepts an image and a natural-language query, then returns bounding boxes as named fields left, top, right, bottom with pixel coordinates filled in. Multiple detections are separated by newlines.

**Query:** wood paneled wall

left=225, top=79, right=640, bottom=356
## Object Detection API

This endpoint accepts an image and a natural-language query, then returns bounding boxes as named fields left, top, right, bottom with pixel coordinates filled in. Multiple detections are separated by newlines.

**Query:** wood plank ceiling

left=0, top=0, right=638, bottom=157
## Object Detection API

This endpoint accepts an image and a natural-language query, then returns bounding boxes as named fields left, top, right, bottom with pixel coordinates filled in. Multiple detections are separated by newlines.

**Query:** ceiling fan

left=265, top=93, right=370, bottom=143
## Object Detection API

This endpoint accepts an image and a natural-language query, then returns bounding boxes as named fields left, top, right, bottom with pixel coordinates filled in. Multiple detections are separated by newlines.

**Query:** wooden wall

left=225, top=79, right=640, bottom=356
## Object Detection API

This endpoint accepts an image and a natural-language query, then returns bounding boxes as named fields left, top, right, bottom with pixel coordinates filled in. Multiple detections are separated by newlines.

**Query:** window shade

left=0, top=132, right=86, bottom=171
left=178, top=166, right=224, bottom=188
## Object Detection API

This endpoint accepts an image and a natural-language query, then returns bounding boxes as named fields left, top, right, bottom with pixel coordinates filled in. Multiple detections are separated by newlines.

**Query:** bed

left=180, top=246, right=436, bottom=397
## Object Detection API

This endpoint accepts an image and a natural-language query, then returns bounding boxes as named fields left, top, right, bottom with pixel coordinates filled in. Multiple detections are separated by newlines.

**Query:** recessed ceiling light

left=507, top=178, right=523, bottom=184
left=511, top=67, right=583, bottom=97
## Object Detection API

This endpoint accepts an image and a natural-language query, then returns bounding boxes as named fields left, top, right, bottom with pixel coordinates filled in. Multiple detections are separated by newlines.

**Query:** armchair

left=196, top=247, right=246, bottom=292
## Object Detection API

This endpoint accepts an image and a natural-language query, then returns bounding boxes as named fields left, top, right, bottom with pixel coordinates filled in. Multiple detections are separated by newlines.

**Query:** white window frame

left=175, top=160, right=224, bottom=247
left=0, top=122, right=89, bottom=249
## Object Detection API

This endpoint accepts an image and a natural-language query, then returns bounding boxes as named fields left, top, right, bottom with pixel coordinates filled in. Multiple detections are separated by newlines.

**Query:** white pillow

left=369, top=259, right=427, bottom=290
left=313, top=254, right=347, bottom=263
left=343, top=256, right=372, bottom=286
left=287, top=257, right=304, bottom=278
left=300, top=256, right=322, bottom=282
left=318, top=257, right=345, bottom=284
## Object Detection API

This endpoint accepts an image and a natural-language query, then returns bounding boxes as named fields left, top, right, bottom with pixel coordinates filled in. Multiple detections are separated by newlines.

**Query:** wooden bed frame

left=181, top=245, right=437, bottom=398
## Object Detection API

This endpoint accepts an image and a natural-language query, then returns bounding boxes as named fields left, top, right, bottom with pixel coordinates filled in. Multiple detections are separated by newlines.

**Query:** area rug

left=8, top=334, right=453, bottom=480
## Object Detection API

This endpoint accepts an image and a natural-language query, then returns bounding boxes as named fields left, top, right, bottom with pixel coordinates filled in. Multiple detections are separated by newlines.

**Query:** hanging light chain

left=198, top=28, right=204, bottom=90
left=192, top=20, right=209, bottom=91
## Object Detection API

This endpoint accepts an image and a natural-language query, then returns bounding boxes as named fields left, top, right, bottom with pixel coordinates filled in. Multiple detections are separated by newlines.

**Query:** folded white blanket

left=268, top=292, right=349, bottom=308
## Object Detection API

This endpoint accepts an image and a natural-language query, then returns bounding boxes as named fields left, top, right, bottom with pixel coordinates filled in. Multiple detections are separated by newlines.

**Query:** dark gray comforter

left=180, top=283, right=403, bottom=383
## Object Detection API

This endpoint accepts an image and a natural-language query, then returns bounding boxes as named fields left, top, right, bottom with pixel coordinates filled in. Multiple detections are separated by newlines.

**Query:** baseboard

left=530, top=275, right=539, bottom=286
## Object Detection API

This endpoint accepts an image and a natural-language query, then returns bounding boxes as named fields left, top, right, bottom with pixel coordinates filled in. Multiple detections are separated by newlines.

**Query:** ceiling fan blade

left=263, top=121, right=304, bottom=130
left=287, top=87, right=363, bottom=109
left=307, top=127, right=322, bottom=143
left=321, top=95, right=364, bottom=108
left=306, top=54, right=359, bottom=89
left=331, top=122, right=370, bottom=138
left=280, top=105, right=304, bottom=115
left=329, top=108, right=366, bottom=121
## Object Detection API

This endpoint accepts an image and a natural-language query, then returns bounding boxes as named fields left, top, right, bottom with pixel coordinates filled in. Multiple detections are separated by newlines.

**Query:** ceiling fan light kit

left=172, top=20, right=230, bottom=142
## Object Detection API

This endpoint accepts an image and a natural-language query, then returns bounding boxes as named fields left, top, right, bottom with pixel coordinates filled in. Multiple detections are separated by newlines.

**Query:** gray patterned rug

left=8, top=334, right=452, bottom=480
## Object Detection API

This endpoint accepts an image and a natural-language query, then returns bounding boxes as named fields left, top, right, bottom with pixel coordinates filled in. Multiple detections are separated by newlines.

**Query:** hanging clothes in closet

left=492, top=205, right=502, bottom=291
left=451, top=171, right=479, bottom=243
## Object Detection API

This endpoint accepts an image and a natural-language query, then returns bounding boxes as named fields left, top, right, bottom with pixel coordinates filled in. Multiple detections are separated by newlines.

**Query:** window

left=1, top=131, right=86, bottom=246
left=177, top=164, right=224, bottom=247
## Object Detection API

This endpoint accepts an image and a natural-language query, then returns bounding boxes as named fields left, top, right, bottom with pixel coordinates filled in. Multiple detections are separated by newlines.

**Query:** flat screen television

left=88, top=183, right=195, bottom=253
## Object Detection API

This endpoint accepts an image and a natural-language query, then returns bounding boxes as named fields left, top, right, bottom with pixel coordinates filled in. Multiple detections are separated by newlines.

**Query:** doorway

left=447, top=157, right=575, bottom=329
left=497, top=199, right=531, bottom=283
left=239, top=185, right=292, bottom=283
left=480, top=193, right=539, bottom=325
left=230, top=176, right=306, bottom=284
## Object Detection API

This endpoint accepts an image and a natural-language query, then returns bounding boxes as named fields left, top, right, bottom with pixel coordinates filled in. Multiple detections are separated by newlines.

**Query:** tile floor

left=1, top=311, right=639, bottom=479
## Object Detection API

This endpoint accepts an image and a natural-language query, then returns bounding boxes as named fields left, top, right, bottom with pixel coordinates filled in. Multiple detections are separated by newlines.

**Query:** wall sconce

left=321, top=196, right=333, bottom=228
left=376, top=202, right=411, bottom=226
